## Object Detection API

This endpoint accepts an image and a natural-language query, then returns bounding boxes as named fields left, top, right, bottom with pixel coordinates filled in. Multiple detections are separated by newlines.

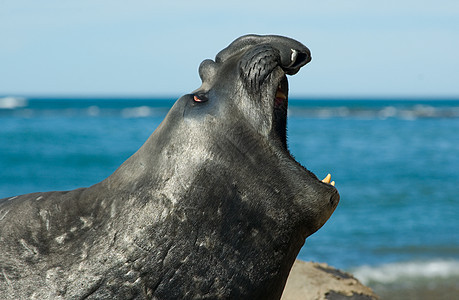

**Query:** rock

left=282, top=260, right=379, bottom=300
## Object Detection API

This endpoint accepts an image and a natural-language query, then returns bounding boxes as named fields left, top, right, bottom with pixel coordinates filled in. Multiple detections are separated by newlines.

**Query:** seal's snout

left=257, top=34, right=311, bottom=75
left=282, top=48, right=311, bottom=75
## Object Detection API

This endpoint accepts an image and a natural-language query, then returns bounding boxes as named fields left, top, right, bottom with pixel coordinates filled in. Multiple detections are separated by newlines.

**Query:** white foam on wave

left=87, top=105, right=100, bottom=116
left=289, top=104, right=459, bottom=119
left=351, top=259, right=459, bottom=285
left=0, top=96, right=28, bottom=109
left=121, top=106, right=152, bottom=118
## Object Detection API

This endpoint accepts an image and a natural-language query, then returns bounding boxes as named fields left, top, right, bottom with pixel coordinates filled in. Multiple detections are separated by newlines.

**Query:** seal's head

left=192, top=35, right=311, bottom=149
left=148, top=34, right=338, bottom=239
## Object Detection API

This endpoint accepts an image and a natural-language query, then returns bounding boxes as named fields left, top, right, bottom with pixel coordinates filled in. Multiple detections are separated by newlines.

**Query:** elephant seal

left=0, top=35, right=339, bottom=299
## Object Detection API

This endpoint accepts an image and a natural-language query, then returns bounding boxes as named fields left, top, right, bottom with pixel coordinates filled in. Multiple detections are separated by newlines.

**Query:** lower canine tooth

left=322, top=174, right=331, bottom=184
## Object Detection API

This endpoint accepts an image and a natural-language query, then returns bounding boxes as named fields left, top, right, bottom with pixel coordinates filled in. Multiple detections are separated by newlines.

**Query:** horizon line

left=2, top=94, right=459, bottom=101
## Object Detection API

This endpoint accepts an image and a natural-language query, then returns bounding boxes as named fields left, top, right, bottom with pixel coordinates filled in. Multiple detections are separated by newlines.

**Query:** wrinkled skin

left=0, top=35, right=339, bottom=299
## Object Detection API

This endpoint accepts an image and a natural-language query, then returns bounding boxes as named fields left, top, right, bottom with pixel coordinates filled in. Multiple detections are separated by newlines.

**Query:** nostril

left=290, top=51, right=310, bottom=68
left=284, top=49, right=311, bottom=75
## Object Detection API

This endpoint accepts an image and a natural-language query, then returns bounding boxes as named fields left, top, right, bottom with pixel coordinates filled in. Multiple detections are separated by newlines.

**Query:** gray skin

left=0, top=35, right=339, bottom=299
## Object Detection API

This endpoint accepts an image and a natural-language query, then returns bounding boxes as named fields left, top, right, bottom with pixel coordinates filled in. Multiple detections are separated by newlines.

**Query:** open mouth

left=269, top=73, right=336, bottom=188
left=271, top=74, right=289, bottom=149
left=275, top=80, right=288, bottom=108
left=233, top=38, right=336, bottom=188
left=237, top=43, right=310, bottom=150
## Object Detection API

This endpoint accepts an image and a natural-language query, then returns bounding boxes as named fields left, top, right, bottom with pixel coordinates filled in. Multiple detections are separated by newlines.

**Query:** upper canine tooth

left=322, top=174, right=331, bottom=184
left=290, top=49, right=298, bottom=64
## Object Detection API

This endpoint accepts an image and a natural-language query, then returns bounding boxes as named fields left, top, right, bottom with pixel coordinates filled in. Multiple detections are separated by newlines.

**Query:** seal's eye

left=193, top=94, right=208, bottom=103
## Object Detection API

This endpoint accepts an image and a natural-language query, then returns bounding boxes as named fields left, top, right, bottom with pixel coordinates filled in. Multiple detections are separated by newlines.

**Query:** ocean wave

left=288, top=105, right=459, bottom=119
left=0, top=96, right=28, bottom=109
left=0, top=104, right=171, bottom=118
left=2, top=99, right=458, bottom=120
left=351, top=259, right=459, bottom=285
left=121, top=106, right=153, bottom=118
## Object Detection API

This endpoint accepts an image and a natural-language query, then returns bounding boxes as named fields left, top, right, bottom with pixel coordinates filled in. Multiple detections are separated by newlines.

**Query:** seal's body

left=0, top=35, right=339, bottom=299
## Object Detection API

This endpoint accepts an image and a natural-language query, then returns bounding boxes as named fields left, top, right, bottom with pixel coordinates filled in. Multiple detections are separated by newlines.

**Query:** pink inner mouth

left=275, top=87, right=287, bottom=107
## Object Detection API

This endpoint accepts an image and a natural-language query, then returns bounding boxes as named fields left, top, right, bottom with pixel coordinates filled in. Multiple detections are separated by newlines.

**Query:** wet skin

left=0, top=35, right=339, bottom=299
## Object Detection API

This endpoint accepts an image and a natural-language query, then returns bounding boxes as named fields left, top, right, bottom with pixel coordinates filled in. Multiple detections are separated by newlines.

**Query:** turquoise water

left=1, top=97, right=458, bottom=295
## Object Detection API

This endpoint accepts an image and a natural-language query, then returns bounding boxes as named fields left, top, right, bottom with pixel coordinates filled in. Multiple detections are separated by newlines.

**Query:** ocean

left=1, top=96, right=458, bottom=299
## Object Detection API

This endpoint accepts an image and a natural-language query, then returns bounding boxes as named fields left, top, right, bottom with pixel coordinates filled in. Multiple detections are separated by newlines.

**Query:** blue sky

left=1, top=0, right=458, bottom=98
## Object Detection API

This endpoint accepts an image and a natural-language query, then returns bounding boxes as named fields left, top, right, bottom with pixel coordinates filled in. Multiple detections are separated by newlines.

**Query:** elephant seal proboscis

left=0, top=35, right=339, bottom=299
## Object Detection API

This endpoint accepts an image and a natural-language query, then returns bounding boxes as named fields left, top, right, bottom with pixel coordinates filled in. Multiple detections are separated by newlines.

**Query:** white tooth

left=331, top=181, right=335, bottom=186
left=322, top=174, right=331, bottom=184
left=290, top=49, right=298, bottom=63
